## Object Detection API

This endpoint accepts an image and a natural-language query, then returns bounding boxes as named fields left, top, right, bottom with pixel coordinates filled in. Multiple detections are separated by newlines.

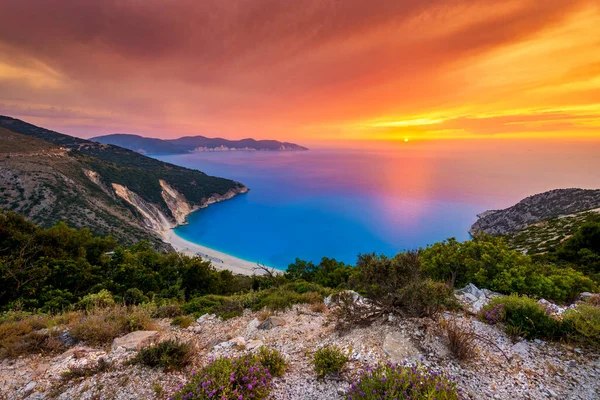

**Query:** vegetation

left=256, top=346, right=287, bottom=377
left=421, top=235, right=597, bottom=303
left=170, top=354, right=273, bottom=400
left=563, top=304, right=600, bottom=347
left=130, top=340, right=192, bottom=371
left=311, top=345, right=349, bottom=378
left=171, top=315, right=195, bottom=328
left=479, top=296, right=566, bottom=340
left=442, top=319, right=477, bottom=362
left=346, top=362, right=459, bottom=400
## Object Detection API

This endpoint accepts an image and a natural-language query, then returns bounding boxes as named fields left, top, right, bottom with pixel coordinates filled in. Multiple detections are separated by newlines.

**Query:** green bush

left=131, top=340, right=192, bottom=371
left=563, top=304, right=600, bottom=347
left=351, top=251, right=456, bottom=317
left=420, top=235, right=597, bottom=303
left=182, top=295, right=228, bottom=316
left=479, top=296, right=564, bottom=340
left=77, top=290, right=115, bottom=310
left=257, top=346, right=287, bottom=377
left=346, top=362, right=459, bottom=400
left=170, top=354, right=272, bottom=400
left=311, top=345, right=349, bottom=378
left=171, top=315, right=195, bottom=328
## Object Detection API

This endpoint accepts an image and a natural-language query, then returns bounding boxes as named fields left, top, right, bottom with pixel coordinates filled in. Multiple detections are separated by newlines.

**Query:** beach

left=165, top=229, right=265, bottom=276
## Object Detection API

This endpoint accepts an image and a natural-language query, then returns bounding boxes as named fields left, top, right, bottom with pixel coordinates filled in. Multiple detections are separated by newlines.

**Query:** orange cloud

left=0, top=0, right=598, bottom=142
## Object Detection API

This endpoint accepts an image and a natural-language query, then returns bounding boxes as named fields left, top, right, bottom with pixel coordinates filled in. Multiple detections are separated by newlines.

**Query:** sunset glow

left=0, top=0, right=599, bottom=143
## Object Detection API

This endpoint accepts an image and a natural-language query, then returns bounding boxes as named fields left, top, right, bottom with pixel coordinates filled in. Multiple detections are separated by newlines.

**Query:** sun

left=404, top=137, right=409, bottom=143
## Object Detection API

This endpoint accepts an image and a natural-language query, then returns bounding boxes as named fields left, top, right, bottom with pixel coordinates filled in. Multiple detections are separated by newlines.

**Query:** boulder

left=324, top=290, right=364, bottom=307
left=458, top=283, right=485, bottom=299
left=383, top=332, right=421, bottom=363
left=111, top=331, right=159, bottom=352
left=258, top=316, right=286, bottom=330
left=197, top=313, right=216, bottom=323
left=246, top=339, right=264, bottom=351
left=230, top=336, right=246, bottom=349
left=247, top=318, right=260, bottom=330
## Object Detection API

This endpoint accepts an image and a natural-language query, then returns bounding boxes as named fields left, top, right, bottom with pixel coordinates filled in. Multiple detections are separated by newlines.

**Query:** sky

left=0, top=0, right=599, bottom=144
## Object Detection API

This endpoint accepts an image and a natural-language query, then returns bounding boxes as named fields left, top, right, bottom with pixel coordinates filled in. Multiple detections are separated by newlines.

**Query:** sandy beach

left=165, top=229, right=266, bottom=276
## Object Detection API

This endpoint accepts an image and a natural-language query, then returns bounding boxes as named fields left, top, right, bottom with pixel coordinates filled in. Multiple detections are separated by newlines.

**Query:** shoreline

left=165, top=229, right=268, bottom=276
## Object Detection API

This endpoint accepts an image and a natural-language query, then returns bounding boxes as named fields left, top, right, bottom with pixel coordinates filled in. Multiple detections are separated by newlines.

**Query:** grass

left=68, top=306, right=155, bottom=346
left=171, top=315, right=195, bottom=328
left=441, top=319, right=477, bottom=362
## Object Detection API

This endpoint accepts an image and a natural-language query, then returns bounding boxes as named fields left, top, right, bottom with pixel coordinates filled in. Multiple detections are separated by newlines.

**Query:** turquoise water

left=155, top=141, right=600, bottom=270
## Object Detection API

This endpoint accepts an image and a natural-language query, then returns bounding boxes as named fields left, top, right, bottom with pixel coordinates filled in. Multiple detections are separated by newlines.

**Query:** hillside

left=90, top=133, right=308, bottom=154
left=470, top=188, right=600, bottom=236
left=0, top=116, right=248, bottom=246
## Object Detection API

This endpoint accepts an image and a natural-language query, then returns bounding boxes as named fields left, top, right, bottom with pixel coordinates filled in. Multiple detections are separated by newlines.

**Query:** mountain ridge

left=470, top=188, right=600, bottom=236
left=90, top=133, right=308, bottom=154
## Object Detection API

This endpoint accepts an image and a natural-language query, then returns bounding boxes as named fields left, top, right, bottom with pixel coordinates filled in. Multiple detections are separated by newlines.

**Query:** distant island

left=90, top=133, right=308, bottom=154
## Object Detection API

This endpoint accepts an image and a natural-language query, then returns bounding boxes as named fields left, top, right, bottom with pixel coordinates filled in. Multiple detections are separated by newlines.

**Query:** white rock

left=111, top=331, right=159, bottom=352
left=247, top=318, right=260, bottom=330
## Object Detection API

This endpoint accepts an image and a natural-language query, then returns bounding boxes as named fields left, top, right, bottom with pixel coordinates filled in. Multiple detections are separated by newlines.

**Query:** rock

left=22, top=381, right=36, bottom=397
left=324, top=290, right=364, bottom=307
left=579, top=292, right=593, bottom=300
left=258, top=316, right=286, bottom=330
left=57, top=331, right=78, bottom=347
left=231, top=336, right=246, bottom=349
left=247, top=318, right=260, bottom=330
left=512, top=342, right=529, bottom=358
left=459, top=283, right=485, bottom=299
left=110, top=331, right=159, bottom=352
left=383, top=332, right=421, bottom=363
left=246, top=339, right=264, bottom=351
left=197, top=313, right=216, bottom=323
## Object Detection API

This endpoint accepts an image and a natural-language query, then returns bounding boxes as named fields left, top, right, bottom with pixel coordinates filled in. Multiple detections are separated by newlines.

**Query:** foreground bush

left=312, top=345, right=349, bottom=378
left=563, top=304, right=600, bottom=347
left=346, top=362, right=459, bottom=400
left=131, top=340, right=192, bottom=371
left=257, top=346, right=287, bottom=377
left=479, top=296, right=564, bottom=340
left=170, top=354, right=272, bottom=400
left=69, top=306, right=154, bottom=346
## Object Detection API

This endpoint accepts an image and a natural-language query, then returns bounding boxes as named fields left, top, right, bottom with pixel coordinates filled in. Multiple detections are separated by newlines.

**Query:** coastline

left=165, top=229, right=266, bottom=276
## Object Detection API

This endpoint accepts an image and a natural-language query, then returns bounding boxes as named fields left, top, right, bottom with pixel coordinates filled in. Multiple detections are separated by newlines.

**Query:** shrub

left=312, top=345, right=349, bottom=378
left=351, top=252, right=457, bottom=318
left=69, top=306, right=154, bottom=346
left=346, top=362, right=459, bottom=400
left=171, top=315, right=195, bottom=329
left=182, top=295, right=228, bottom=316
left=170, top=354, right=272, bottom=400
left=153, top=305, right=184, bottom=319
left=0, top=314, right=65, bottom=358
left=131, top=340, right=192, bottom=371
left=213, top=298, right=244, bottom=320
left=310, top=302, right=327, bottom=313
left=253, top=289, right=303, bottom=312
left=563, top=304, right=600, bottom=347
left=257, top=346, right=287, bottom=377
left=77, top=290, right=115, bottom=310
left=442, top=319, right=477, bottom=362
left=479, top=296, right=564, bottom=340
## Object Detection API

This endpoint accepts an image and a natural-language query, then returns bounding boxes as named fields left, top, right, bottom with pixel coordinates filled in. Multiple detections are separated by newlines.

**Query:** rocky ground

left=1, top=288, right=599, bottom=400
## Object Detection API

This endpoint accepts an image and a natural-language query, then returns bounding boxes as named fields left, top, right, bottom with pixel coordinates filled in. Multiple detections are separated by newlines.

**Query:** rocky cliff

left=0, top=116, right=249, bottom=248
left=470, top=188, right=600, bottom=235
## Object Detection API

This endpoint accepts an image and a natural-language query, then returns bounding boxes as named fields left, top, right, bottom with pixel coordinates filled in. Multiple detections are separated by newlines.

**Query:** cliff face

left=470, top=188, right=600, bottom=235
left=0, top=116, right=249, bottom=248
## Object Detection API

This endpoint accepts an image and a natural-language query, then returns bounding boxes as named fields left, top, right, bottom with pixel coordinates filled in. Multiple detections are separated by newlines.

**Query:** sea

left=155, top=139, right=600, bottom=270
